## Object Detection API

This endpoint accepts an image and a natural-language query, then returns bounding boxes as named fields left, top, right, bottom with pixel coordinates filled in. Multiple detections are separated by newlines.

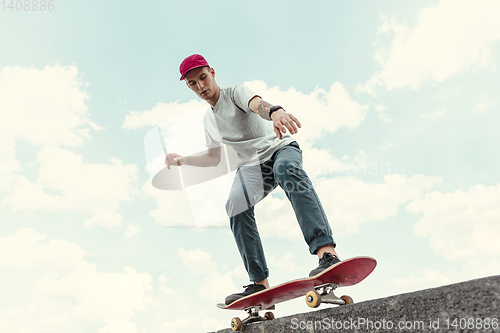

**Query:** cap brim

left=180, top=65, right=207, bottom=80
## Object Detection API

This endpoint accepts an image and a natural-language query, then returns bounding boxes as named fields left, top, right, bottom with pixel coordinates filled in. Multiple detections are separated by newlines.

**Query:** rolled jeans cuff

left=249, top=268, right=269, bottom=283
left=309, top=234, right=336, bottom=255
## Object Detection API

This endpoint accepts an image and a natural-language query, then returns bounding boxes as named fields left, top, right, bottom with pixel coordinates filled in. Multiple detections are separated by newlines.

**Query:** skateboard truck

left=230, top=305, right=275, bottom=331
left=305, top=283, right=353, bottom=308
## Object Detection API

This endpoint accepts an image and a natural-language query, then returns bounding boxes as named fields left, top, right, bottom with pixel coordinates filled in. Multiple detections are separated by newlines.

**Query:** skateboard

left=217, top=256, right=376, bottom=331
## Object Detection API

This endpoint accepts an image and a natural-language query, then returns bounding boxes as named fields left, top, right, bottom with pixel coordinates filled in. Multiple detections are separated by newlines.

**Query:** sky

left=1, top=0, right=500, bottom=332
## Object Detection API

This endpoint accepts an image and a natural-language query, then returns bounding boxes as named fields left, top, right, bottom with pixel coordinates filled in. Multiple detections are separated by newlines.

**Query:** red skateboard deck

left=218, top=256, right=376, bottom=331
left=218, top=256, right=376, bottom=311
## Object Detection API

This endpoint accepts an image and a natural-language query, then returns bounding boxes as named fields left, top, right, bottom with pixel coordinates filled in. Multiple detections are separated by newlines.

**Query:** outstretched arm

left=248, top=96, right=302, bottom=139
left=165, top=147, right=221, bottom=169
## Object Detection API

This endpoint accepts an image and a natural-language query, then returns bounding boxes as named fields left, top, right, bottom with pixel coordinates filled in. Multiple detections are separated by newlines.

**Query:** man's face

left=184, top=66, right=217, bottom=101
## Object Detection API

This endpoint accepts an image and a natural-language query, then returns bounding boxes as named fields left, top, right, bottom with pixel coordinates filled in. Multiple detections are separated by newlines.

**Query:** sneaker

left=225, top=283, right=266, bottom=305
left=309, top=252, right=341, bottom=277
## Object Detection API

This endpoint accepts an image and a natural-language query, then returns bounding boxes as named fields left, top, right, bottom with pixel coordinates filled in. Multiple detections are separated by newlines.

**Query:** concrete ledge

left=211, top=275, right=500, bottom=332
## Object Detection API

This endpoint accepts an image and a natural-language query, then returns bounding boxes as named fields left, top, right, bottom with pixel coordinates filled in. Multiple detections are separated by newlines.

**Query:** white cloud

left=319, top=174, right=442, bottom=237
left=256, top=194, right=302, bottom=241
left=0, top=135, right=20, bottom=189
left=35, top=265, right=152, bottom=323
left=0, top=64, right=137, bottom=230
left=244, top=80, right=368, bottom=144
left=459, top=260, right=500, bottom=282
left=0, top=64, right=100, bottom=147
left=83, top=210, right=124, bottom=230
left=473, top=100, right=497, bottom=114
left=161, top=316, right=192, bottom=331
left=2, top=146, right=138, bottom=228
left=200, top=318, right=228, bottom=333
left=142, top=181, right=195, bottom=227
left=421, top=107, right=452, bottom=120
left=161, top=311, right=228, bottom=333
left=374, top=104, right=392, bottom=123
left=176, top=248, right=244, bottom=304
left=122, top=100, right=206, bottom=130
left=124, top=223, right=141, bottom=238
left=97, top=318, right=138, bottom=333
left=0, top=64, right=94, bottom=190
left=380, top=144, right=393, bottom=152
left=390, top=259, right=500, bottom=295
left=302, top=147, right=366, bottom=181
left=391, top=268, right=454, bottom=293
left=359, top=0, right=500, bottom=94
left=267, top=252, right=301, bottom=274
left=407, top=183, right=500, bottom=259
left=0, top=228, right=85, bottom=270
left=177, top=248, right=218, bottom=276
left=0, top=229, right=153, bottom=332
left=197, top=271, right=240, bottom=304
left=158, top=275, right=173, bottom=294
left=149, top=255, right=245, bottom=333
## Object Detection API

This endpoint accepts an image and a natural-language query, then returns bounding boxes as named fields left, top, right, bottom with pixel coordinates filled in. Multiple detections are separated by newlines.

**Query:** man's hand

left=248, top=97, right=302, bottom=139
left=271, top=110, right=301, bottom=139
left=165, top=153, right=184, bottom=169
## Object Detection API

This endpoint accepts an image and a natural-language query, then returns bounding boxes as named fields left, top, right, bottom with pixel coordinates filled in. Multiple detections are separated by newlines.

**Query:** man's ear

left=210, top=67, right=215, bottom=77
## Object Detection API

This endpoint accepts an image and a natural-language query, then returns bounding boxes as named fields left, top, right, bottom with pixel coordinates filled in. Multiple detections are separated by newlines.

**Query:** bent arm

left=248, top=96, right=302, bottom=139
left=185, top=147, right=221, bottom=167
left=248, top=96, right=273, bottom=120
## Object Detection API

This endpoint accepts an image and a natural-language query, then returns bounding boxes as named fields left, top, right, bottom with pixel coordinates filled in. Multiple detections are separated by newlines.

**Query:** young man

left=166, top=54, right=340, bottom=305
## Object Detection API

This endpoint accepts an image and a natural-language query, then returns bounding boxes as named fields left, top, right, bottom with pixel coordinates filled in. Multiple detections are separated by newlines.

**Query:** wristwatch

left=269, top=105, right=284, bottom=119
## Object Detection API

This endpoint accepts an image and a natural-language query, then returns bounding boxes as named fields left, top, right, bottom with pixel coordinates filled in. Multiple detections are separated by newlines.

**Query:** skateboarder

left=166, top=54, right=340, bottom=305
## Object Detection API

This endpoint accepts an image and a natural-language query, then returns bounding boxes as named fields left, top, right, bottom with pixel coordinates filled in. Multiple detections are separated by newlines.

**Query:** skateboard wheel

left=264, top=312, right=275, bottom=320
left=231, top=317, right=242, bottom=331
left=305, top=290, right=322, bottom=308
left=340, top=295, right=353, bottom=305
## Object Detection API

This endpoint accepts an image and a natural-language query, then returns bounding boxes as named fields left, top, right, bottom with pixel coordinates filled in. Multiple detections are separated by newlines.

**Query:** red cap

left=179, top=54, right=209, bottom=80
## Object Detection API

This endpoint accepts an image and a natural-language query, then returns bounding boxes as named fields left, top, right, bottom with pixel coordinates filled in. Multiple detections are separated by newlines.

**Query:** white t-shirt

left=202, top=84, right=293, bottom=167
left=203, top=107, right=222, bottom=148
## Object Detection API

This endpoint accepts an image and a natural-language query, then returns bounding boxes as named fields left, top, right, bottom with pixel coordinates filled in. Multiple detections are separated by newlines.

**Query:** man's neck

left=207, top=85, right=221, bottom=108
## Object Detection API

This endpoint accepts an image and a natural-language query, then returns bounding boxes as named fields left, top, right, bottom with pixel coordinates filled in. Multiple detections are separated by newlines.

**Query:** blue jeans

left=225, top=141, right=335, bottom=282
